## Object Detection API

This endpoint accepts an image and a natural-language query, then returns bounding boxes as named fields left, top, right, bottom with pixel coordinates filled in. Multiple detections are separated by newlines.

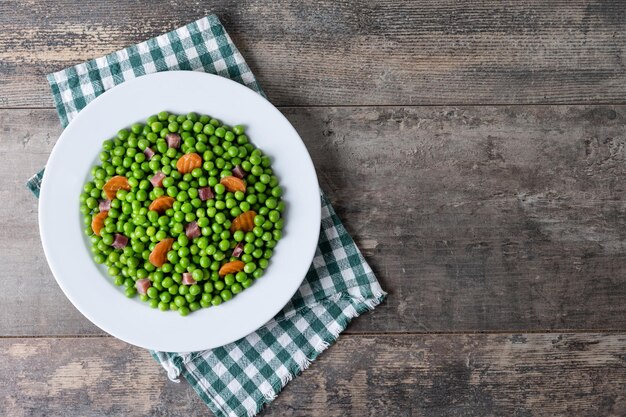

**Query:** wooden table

left=2, top=1, right=625, bottom=415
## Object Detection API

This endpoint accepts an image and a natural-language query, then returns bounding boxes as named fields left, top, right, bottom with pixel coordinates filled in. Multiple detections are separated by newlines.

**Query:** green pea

left=231, top=125, right=244, bottom=135
left=178, top=235, right=189, bottom=247
left=259, top=258, right=269, bottom=269
left=226, top=231, right=242, bottom=244
left=170, top=223, right=183, bottom=235
left=267, top=210, right=280, bottom=223
left=179, top=284, right=189, bottom=295
left=270, top=186, right=282, bottom=198
left=85, top=197, right=98, bottom=209
left=242, top=243, right=254, bottom=254
left=166, top=186, right=177, bottom=197
left=146, top=287, right=158, bottom=299
left=214, top=127, right=225, bottom=138
left=211, top=295, right=223, bottom=306
left=253, top=215, right=265, bottom=227
left=176, top=190, right=188, bottom=201
left=213, top=183, right=225, bottom=195
left=222, top=274, right=234, bottom=286
left=254, top=182, right=266, bottom=193
left=168, top=284, right=179, bottom=295
left=214, top=213, right=226, bottom=224
left=180, top=120, right=192, bottom=131
left=250, top=155, right=262, bottom=166
left=265, top=197, right=278, bottom=209
left=216, top=240, right=228, bottom=251
left=211, top=223, right=223, bottom=234
left=259, top=174, right=271, bottom=184
left=191, top=198, right=202, bottom=208
left=150, top=121, right=163, bottom=133
left=189, top=283, right=201, bottom=296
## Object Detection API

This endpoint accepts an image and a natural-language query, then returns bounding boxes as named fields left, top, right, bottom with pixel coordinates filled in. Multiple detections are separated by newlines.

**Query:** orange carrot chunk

left=220, top=176, right=246, bottom=193
left=149, top=238, right=174, bottom=267
left=103, top=176, right=130, bottom=200
left=176, top=153, right=202, bottom=174
left=91, top=211, right=108, bottom=236
left=230, top=210, right=257, bottom=233
left=219, top=260, right=245, bottom=277
left=148, top=196, right=175, bottom=213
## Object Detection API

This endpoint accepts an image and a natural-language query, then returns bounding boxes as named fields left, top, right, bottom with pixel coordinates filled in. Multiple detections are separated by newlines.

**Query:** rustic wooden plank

left=1, top=333, right=624, bottom=416
left=1, top=0, right=626, bottom=107
left=3, top=105, right=626, bottom=336
left=296, top=105, right=626, bottom=333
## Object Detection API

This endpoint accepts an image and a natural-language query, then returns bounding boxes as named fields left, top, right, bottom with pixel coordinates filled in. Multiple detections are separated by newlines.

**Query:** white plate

left=39, top=71, right=320, bottom=352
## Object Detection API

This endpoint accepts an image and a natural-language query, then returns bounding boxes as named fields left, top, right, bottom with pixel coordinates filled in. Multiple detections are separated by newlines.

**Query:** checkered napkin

left=27, top=15, right=386, bottom=417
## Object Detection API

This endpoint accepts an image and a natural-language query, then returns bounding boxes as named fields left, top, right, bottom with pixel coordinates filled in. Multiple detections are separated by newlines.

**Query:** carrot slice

left=219, top=260, right=245, bottom=277
left=103, top=176, right=130, bottom=200
left=220, top=176, right=246, bottom=193
left=149, top=238, right=174, bottom=267
left=176, top=153, right=202, bottom=174
left=91, top=211, right=108, bottom=236
left=230, top=210, right=257, bottom=232
left=148, top=196, right=175, bottom=213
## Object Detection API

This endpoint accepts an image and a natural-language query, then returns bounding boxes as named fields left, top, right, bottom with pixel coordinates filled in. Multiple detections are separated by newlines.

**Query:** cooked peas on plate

left=80, top=112, right=284, bottom=315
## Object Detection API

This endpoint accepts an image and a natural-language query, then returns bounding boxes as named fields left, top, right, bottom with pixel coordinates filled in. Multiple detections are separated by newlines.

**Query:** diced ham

left=111, top=234, right=128, bottom=249
left=166, top=133, right=181, bottom=148
left=232, top=165, right=246, bottom=179
left=232, top=242, right=244, bottom=258
left=135, top=278, right=151, bottom=295
left=150, top=171, right=166, bottom=188
left=185, top=221, right=201, bottom=239
left=144, top=147, right=155, bottom=160
left=198, top=187, right=214, bottom=201
left=99, top=199, right=111, bottom=211
left=182, top=272, right=196, bottom=285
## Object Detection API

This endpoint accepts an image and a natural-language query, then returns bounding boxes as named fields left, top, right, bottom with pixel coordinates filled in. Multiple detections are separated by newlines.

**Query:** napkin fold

left=29, top=15, right=385, bottom=417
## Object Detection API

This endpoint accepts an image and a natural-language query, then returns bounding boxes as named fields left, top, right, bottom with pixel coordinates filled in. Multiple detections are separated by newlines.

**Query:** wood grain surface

left=1, top=1, right=626, bottom=107
left=2, top=1, right=626, bottom=415
left=3, top=106, right=626, bottom=336
left=2, top=334, right=624, bottom=417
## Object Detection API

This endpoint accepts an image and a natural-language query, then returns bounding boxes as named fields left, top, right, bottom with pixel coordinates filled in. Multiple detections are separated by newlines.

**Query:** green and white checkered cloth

left=27, top=15, right=386, bottom=417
